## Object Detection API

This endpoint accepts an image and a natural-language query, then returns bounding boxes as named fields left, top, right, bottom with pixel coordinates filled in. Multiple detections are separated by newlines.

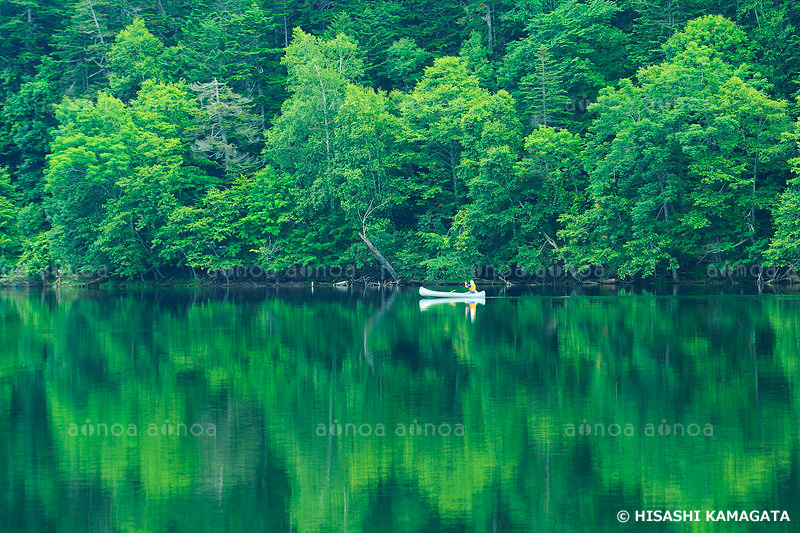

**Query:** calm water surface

left=1, top=287, right=799, bottom=532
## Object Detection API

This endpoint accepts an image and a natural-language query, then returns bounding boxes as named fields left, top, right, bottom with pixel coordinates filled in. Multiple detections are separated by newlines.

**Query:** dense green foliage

left=2, top=1, right=800, bottom=282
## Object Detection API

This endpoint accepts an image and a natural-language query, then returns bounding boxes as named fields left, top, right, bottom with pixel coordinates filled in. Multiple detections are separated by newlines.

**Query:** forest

left=1, top=0, right=800, bottom=283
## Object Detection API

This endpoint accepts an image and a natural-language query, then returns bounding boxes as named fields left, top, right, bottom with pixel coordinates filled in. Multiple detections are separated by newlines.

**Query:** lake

left=1, top=286, right=798, bottom=531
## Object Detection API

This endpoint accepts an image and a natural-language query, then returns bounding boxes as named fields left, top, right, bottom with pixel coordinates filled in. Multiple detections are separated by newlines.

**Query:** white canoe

left=419, top=287, right=486, bottom=299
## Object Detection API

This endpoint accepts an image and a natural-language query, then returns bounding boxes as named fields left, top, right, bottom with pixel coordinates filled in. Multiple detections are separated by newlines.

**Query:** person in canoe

left=464, top=280, right=478, bottom=294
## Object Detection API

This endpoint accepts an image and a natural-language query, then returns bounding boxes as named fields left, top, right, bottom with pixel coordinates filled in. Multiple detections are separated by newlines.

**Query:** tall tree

left=560, top=15, right=791, bottom=279
left=0, top=167, right=19, bottom=270
left=1, top=65, right=58, bottom=203
left=334, top=84, right=411, bottom=278
left=177, top=4, right=284, bottom=121
left=190, top=79, right=263, bottom=174
left=52, top=0, right=116, bottom=95
left=108, top=17, right=166, bottom=100
left=400, top=57, right=486, bottom=224
left=385, top=38, right=432, bottom=91
left=453, top=89, right=523, bottom=271
left=267, top=29, right=363, bottom=192
left=767, top=122, right=800, bottom=271
left=502, top=0, right=629, bottom=132
left=45, top=82, right=212, bottom=278
left=514, top=126, right=588, bottom=271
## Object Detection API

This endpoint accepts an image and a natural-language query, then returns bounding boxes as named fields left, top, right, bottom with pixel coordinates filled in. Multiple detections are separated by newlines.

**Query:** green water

left=1, top=287, right=799, bottom=532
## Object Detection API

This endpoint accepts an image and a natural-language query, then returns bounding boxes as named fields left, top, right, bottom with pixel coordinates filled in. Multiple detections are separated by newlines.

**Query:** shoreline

left=1, top=278, right=798, bottom=289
